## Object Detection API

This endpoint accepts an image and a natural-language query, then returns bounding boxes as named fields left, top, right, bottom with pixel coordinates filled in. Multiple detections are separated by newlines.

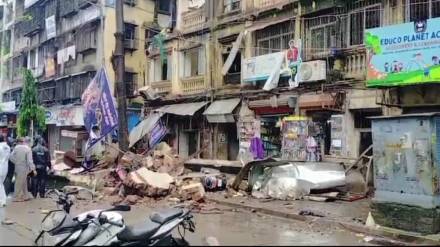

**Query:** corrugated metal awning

left=203, top=98, right=241, bottom=123
left=203, top=99, right=241, bottom=115
left=129, top=112, right=164, bottom=148
left=155, top=102, right=208, bottom=116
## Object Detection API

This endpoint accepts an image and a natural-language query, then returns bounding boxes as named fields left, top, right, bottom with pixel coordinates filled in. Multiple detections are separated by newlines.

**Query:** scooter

left=34, top=189, right=195, bottom=246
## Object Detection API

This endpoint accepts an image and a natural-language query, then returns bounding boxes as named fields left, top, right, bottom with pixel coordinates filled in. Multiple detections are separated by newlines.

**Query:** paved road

left=0, top=198, right=373, bottom=246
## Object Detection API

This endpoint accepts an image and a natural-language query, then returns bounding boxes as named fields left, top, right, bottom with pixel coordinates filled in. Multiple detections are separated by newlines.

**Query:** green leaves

left=365, top=32, right=382, bottom=55
left=17, top=69, right=46, bottom=137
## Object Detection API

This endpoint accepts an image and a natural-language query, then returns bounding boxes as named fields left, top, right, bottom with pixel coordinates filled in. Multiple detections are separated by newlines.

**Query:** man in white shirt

left=0, top=135, right=11, bottom=207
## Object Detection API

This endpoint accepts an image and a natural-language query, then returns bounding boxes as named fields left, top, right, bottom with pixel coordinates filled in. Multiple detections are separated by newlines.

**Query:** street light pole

left=113, top=0, right=129, bottom=152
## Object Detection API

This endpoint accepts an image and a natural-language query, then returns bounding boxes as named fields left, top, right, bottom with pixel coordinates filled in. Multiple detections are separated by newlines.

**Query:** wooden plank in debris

left=304, top=196, right=330, bottom=202
left=345, top=145, right=373, bottom=173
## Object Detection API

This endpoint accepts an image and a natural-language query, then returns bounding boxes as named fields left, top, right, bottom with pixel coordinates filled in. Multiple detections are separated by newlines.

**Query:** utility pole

left=113, top=0, right=129, bottom=151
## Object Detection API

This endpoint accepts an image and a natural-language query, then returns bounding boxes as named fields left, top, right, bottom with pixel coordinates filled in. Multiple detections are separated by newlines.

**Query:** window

left=124, top=23, right=137, bottom=40
left=310, top=23, right=336, bottom=57
left=145, top=28, right=160, bottom=50
left=28, top=49, right=37, bottom=69
left=223, top=50, right=241, bottom=85
left=124, top=0, right=137, bottom=7
left=223, top=0, right=241, bottom=13
left=2, top=30, right=11, bottom=56
left=408, top=0, right=440, bottom=21
left=349, top=5, right=381, bottom=46
left=182, top=46, right=205, bottom=77
left=255, top=21, right=295, bottom=55
left=125, top=72, right=138, bottom=97
left=157, top=0, right=171, bottom=14
left=150, top=55, right=172, bottom=82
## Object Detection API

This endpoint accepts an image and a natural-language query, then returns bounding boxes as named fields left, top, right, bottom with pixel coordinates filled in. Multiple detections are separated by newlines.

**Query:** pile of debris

left=98, top=142, right=228, bottom=205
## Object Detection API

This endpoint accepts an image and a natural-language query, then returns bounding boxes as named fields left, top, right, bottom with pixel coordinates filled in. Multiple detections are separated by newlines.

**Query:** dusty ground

left=0, top=197, right=375, bottom=246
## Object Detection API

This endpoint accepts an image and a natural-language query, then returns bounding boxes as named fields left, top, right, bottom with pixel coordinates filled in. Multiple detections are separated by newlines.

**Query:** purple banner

left=81, top=68, right=118, bottom=150
left=149, top=119, right=167, bottom=148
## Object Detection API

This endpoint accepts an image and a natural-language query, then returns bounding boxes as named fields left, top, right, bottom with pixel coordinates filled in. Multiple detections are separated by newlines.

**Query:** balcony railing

left=344, top=53, right=367, bottom=80
left=180, top=75, right=206, bottom=95
left=151, top=80, right=172, bottom=94
left=181, top=8, right=207, bottom=33
left=21, top=7, right=44, bottom=36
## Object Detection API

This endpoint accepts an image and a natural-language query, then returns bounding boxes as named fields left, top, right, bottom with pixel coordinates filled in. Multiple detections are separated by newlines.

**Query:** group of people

left=0, top=135, right=52, bottom=223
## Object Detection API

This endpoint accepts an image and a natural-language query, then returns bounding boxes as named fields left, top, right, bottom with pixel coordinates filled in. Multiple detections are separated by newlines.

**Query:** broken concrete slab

left=129, top=167, right=174, bottom=190
left=180, top=182, right=205, bottom=202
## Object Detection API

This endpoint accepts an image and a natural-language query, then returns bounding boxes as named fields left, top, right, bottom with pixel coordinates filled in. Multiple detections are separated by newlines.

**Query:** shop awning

left=129, top=112, right=164, bottom=148
left=203, top=98, right=241, bottom=123
left=155, top=102, right=208, bottom=116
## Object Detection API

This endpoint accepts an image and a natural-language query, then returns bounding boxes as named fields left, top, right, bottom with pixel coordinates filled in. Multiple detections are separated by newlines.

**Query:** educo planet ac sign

left=366, top=17, right=440, bottom=87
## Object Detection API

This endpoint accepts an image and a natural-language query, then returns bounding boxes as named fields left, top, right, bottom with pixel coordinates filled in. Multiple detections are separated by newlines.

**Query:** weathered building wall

left=104, top=1, right=154, bottom=97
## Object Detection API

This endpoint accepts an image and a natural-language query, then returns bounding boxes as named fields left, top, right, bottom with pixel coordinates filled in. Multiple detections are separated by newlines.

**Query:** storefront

left=247, top=95, right=298, bottom=158
left=203, top=98, right=241, bottom=161
left=45, top=104, right=88, bottom=159
left=244, top=92, right=345, bottom=160
left=154, top=102, right=209, bottom=158
left=0, top=101, right=17, bottom=139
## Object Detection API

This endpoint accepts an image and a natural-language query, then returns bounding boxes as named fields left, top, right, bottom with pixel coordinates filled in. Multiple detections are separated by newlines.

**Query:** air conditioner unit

left=298, top=60, right=327, bottom=82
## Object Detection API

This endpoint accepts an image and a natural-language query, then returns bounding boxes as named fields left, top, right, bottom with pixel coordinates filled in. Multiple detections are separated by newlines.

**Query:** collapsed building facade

left=141, top=0, right=419, bottom=164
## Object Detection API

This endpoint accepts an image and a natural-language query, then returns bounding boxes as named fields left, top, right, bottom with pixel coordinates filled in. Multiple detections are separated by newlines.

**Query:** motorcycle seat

left=150, top=208, right=184, bottom=225
left=117, top=220, right=160, bottom=242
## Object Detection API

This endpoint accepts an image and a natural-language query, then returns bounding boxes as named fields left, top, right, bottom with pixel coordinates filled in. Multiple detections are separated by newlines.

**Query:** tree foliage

left=365, top=32, right=382, bottom=55
left=17, top=69, right=46, bottom=137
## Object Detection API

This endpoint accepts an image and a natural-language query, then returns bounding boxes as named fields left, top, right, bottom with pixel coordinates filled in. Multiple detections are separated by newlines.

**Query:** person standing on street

left=4, top=137, right=15, bottom=196
left=0, top=135, right=11, bottom=207
left=9, top=137, right=36, bottom=202
left=31, top=136, right=51, bottom=198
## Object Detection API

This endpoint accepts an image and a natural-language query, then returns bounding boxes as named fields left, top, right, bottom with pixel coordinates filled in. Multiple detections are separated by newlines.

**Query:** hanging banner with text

left=81, top=68, right=118, bottom=151
left=366, top=18, right=440, bottom=87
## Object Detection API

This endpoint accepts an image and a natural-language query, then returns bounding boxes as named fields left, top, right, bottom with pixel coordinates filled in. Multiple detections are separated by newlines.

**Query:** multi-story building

left=0, top=0, right=154, bottom=158
left=141, top=0, right=440, bottom=163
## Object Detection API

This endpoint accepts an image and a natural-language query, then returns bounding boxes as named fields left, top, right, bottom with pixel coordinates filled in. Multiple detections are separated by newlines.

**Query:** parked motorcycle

left=35, top=189, right=195, bottom=246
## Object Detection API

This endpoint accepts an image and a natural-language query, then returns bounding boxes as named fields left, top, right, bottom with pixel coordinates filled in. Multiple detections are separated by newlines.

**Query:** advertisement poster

left=81, top=68, right=118, bottom=150
left=242, top=39, right=303, bottom=90
left=366, top=18, right=440, bottom=87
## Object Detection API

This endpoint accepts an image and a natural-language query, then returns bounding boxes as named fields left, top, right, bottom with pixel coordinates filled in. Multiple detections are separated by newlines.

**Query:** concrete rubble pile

left=98, top=142, right=213, bottom=205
